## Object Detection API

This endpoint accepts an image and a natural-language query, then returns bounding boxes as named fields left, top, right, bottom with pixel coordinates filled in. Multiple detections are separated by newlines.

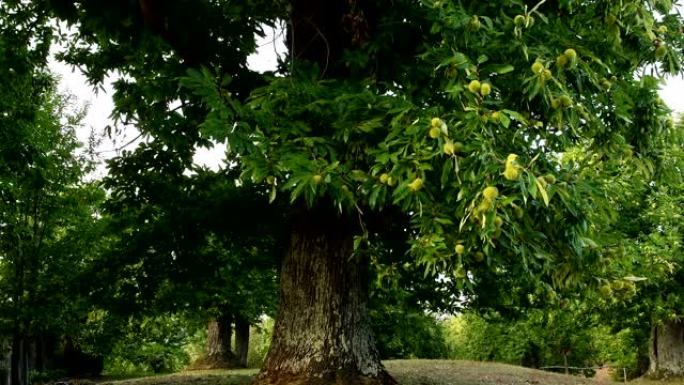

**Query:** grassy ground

left=99, top=369, right=257, bottom=385
left=96, top=359, right=629, bottom=385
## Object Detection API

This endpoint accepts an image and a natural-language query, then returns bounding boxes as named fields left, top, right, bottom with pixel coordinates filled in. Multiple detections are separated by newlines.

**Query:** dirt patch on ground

left=98, top=360, right=619, bottom=385
left=386, top=360, right=608, bottom=385
left=593, top=367, right=614, bottom=384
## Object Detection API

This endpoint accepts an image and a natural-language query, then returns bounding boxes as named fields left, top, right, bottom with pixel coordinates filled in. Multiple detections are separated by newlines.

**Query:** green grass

left=99, top=368, right=257, bottom=385
left=97, top=359, right=684, bottom=385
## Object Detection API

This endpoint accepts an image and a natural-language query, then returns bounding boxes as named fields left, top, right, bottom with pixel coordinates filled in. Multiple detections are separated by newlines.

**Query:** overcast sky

left=50, top=26, right=683, bottom=177
left=49, top=26, right=286, bottom=177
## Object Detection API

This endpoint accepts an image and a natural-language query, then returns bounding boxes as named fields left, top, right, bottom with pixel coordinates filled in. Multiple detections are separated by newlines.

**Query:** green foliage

left=96, top=166, right=280, bottom=328
left=28, top=369, right=68, bottom=384
left=593, top=327, right=650, bottom=380
left=445, top=313, right=546, bottom=364
left=104, top=315, right=199, bottom=375
left=582, top=112, right=684, bottom=376
left=246, top=317, right=274, bottom=369
left=442, top=307, right=647, bottom=379
left=35, top=0, right=684, bottom=315
left=444, top=310, right=602, bottom=371
left=0, top=6, right=109, bottom=384
left=176, top=0, right=683, bottom=308
left=372, top=309, right=448, bottom=360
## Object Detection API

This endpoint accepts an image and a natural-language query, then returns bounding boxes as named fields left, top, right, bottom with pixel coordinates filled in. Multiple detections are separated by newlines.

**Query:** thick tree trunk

left=253, top=209, right=395, bottom=385
left=235, top=316, right=250, bottom=368
left=648, top=320, right=684, bottom=378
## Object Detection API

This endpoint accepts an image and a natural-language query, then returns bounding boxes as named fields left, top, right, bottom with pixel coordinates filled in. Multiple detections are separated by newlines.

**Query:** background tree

left=93, top=166, right=282, bottom=369
left=367, top=219, right=455, bottom=360
left=0, top=6, right=106, bottom=383
left=594, top=110, right=684, bottom=379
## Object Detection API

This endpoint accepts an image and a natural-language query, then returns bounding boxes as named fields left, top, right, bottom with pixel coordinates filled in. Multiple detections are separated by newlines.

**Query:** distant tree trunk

left=63, top=336, right=103, bottom=377
left=648, top=320, right=684, bottom=378
left=33, top=335, right=53, bottom=372
left=3, top=346, right=9, bottom=385
left=10, top=241, right=26, bottom=385
left=208, top=312, right=234, bottom=359
left=235, top=316, right=249, bottom=368
left=253, top=208, right=395, bottom=385
left=10, top=334, right=26, bottom=385
left=2, top=342, right=9, bottom=385
left=190, top=312, right=237, bottom=370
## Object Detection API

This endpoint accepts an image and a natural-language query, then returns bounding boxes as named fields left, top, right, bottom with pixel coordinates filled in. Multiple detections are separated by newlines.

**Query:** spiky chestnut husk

left=531, top=61, right=544, bottom=74
left=480, top=82, right=491, bottom=96
left=408, top=177, right=423, bottom=191
left=483, top=186, right=499, bottom=200
left=564, top=48, right=577, bottom=61
left=379, top=173, right=389, bottom=184
left=514, top=15, right=526, bottom=27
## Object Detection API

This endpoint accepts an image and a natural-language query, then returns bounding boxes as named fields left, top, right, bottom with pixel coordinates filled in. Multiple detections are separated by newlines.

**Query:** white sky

left=50, top=26, right=286, bottom=177
left=50, top=25, right=683, bottom=177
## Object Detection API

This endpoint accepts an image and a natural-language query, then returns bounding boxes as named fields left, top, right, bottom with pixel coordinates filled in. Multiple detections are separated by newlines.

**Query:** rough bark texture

left=253, top=209, right=395, bottom=385
left=235, top=316, right=250, bottom=368
left=648, top=320, right=684, bottom=378
left=31, top=336, right=54, bottom=373
left=2, top=341, right=9, bottom=385
left=10, top=335, right=26, bottom=385
left=6, top=336, right=58, bottom=385
left=213, top=313, right=234, bottom=358
left=189, top=314, right=238, bottom=370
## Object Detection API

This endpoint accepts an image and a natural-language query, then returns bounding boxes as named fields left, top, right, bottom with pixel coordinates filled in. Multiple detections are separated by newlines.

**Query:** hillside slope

left=99, top=359, right=616, bottom=385
left=385, top=360, right=606, bottom=385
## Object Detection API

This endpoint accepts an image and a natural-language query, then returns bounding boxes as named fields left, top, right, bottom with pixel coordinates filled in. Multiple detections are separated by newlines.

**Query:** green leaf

left=623, top=276, right=648, bottom=282
left=483, top=64, right=514, bottom=75
left=269, top=187, right=277, bottom=203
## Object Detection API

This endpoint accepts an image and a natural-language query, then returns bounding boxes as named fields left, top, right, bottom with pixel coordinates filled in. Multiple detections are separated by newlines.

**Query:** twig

left=93, top=132, right=145, bottom=154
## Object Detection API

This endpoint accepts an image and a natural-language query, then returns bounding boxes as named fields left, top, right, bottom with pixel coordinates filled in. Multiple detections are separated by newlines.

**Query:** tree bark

left=190, top=313, right=238, bottom=370
left=10, top=334, right=26, bottom=385
left=33, top=335, right=52, bottom=372
left=208, top=312, right=234, bottom=359
left=253, top=209, right=395, bottom=385
left=235, top=316, right=250, bottom=368
left=648, top=320, right=684, bottom=378
left=206, top=314, right=236, bottom=362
